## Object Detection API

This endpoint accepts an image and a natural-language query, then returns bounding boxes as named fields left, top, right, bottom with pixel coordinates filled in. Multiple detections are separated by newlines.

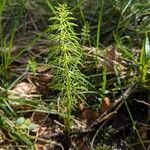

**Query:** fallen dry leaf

left=80, top=103, right=98, bottom=126
left=138, top=125, right=148, bottom=140
left=76, top=139, right=92, bottom=150
left=8, top=82, right=38, bottom=99
left=12, top=82, right=36, bottom=94
left=100, top=97, right=111, bottom=114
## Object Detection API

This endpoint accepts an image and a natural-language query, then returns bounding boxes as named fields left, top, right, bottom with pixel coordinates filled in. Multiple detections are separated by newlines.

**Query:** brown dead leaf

left=36, top=127, right=47, bottom=136
left=36, top=144, right=53, bottom=150
left=100, top=97, right=111, bottom=114
left=12, top=82, right=36, bottom=94
left=8, top=82, right=38, bottom=99
left=76, top=139, right=91, bottom=150
left=138, top=125, right=148, bottom=140
left=27, top=67, right=52, bottom=97
left=80, top=103, right=98, bottom=126
left=104, top=45, right=122, bottom=73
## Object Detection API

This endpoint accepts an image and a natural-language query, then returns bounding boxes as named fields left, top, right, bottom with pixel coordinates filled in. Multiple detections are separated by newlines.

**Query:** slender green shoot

left=101, top=64, right=107, bottom=97
left=139, top=33, right=150, bottom=84
left=96, top=0, right=103, bottom=67
left=0, top=24, right=16, bottom=84
left=71, top=0, right=86, bottom=12
left=124, top=101, right=146, bottom=150
left=45, top=0, right=55, bottom=13
left=0, top=0, right=6, bottom=42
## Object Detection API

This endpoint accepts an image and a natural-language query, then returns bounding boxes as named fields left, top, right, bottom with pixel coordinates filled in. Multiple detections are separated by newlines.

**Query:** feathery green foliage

left=48, top=4, right=88, bottom=133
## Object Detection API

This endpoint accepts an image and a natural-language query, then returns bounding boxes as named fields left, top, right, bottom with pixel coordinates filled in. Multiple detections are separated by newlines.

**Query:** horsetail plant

left=48, top=4, right=88, bottom=134
left=81, top=21, right=91, bottom=46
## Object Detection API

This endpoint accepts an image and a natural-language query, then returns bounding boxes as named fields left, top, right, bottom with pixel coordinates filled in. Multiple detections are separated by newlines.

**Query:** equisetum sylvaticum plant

left=48, top=4, right=88, bottom=134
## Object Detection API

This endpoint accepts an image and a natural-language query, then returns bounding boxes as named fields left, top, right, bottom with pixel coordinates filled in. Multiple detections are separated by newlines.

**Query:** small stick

left=134, top=99, right=150, bottom=106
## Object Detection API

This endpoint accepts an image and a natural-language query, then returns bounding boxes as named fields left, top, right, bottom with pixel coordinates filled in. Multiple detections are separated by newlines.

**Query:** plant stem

left=124, top=101, right=146, bottom=150
left=96, top=0, right=103, bottom=67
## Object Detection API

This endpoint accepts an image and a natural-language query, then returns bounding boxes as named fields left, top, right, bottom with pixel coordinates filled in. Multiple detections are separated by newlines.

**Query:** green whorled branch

left=48, top=4, right=88, bottom=134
